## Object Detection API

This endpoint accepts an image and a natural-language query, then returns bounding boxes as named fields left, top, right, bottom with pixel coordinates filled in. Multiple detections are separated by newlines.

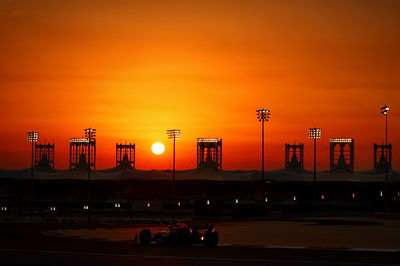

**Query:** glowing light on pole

left=308, top=128, right=321, bottom=202
left=256, top=109, right=270, bottom=199
left=84, top=128, right=96, bottom=222
left=167, top=129, right=181, bottom=219
left=26, top=131, right=39, bottom=221
left=380, top=105, right=389, bottom=206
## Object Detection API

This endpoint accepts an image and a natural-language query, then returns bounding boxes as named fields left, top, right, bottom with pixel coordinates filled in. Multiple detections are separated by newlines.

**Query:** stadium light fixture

left=308, top=128, right=322, bottom=203
left=167, top=129, right=181, bottom=221
left=256, top=109, right=270, bottom=200
left=380, top=105, right=389, bottom=208
left=26, top=131, right=39, bottom=222
left=84, top=128, right=96, bottom=222
left=380, top=105, right=389, bottom=115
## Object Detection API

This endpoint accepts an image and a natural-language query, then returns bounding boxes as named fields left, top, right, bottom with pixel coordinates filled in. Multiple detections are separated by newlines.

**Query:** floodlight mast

left=84, top=128, right=96, bottom=222
left=308, top=128, right=322, bottom=202
left=256, top=109, right=270, bottom=200
left=26, top=131, right=39, bottom=222
left=167, top=129, right=181, bottom=220
left=380, top=105, right=389, bottom=207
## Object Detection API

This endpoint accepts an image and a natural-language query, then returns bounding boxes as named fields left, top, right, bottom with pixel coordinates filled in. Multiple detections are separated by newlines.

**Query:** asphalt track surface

left=59, top=217, right=400, bottom=249
left=0, top=223, right=399, bottom=266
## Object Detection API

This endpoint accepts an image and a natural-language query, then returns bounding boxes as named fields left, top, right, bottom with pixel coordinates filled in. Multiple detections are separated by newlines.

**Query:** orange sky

left=0, top=0, right=399, bottom=171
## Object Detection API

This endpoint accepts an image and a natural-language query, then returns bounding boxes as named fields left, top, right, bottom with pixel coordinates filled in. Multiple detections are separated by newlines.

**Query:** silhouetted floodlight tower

left=308, top=128, right=322, bottom=202
left=35, top=143, right=55, bottom=169
left=380, top=104, right=390, bottom=206
left=374, top=144, right=392, bottom=170
left=197, top=138, right=222, bottom=170
left=285, top=143, right=304, bottom=169
left=167, top=129, right=181, bottom=220
left=84, top=128, right=96, bottom=222
left=116, top=143, right=136, bottom=169
left=330, top=138, right=354, bottom=171
left=26, top=131, right=39, bottom=221
left=256, top=109, right=270, bottom=199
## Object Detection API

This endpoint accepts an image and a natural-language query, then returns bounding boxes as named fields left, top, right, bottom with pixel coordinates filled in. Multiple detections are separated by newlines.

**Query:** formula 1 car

left=138, top=223, right=219, bottom=247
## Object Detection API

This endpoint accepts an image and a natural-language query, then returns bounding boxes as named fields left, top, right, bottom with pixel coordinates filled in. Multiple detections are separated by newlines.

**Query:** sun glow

left=151, top=142, right=165, bottom=155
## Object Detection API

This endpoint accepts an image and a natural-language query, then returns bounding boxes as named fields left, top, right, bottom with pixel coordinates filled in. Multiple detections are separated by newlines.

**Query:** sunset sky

left=0, top=0, right=399, bottom=171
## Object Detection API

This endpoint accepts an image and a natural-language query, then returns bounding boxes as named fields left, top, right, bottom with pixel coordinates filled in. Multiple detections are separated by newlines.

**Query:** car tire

left=139, top=229, right=152, bottom=246
left=203, top=230, right=219, bottom=247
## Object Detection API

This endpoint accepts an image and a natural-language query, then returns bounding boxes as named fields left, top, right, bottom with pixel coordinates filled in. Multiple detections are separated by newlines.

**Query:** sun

left=151, top=142, right=165, bottom=155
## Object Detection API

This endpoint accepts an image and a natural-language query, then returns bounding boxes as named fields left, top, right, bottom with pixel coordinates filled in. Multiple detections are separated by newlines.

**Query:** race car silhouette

left=138, top=223, right=219, bottom=247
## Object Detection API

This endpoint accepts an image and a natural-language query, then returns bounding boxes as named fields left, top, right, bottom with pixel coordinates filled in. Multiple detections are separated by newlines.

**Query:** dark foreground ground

left=0, top=222, right=399, bottom=266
